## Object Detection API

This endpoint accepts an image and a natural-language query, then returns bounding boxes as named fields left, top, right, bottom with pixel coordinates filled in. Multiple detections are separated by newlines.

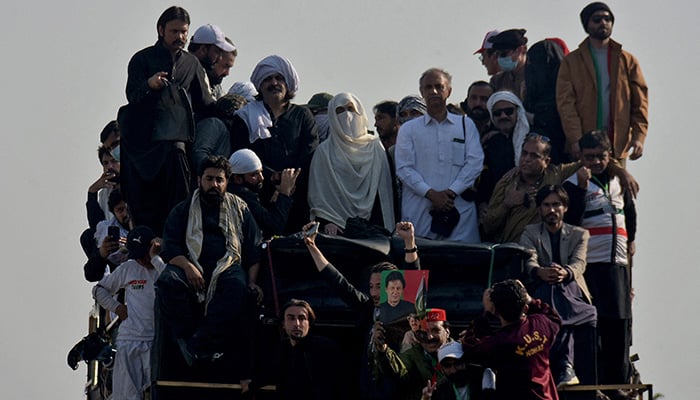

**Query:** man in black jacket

left=119, top=6, right=216, bottom=236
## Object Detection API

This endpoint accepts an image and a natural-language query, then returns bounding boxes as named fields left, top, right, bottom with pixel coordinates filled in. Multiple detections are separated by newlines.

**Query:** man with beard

left=119, top=6, right=216, bottom=236
left=188, top=24, right=237, bottom=97
left=227, top=148, right=299, bottom=239
left=556, top=2, right=648, bottom=164
left=420, top=341, right=481, bottom=400
left=154, top=155, right=261, bottom=390
left=274, top=299, right=347, bottom=400
left=563, top=131, right=637, bottom=400
left=374, top=308, right=453, bottom=400
left=460, top=81, right=495, bottom=139
left=520, top=185, right=597, bottom=390
left=396, top=68, right=484, bottom=244
left=231, top=55, right=318, bottom=235
left=374, top=101, right=400, bottom=149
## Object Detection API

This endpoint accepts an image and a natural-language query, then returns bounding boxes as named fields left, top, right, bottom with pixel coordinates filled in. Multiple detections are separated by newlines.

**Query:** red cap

left=473, top=30, right=500, bottom=55
left=425, top=308, right=447, bottom=322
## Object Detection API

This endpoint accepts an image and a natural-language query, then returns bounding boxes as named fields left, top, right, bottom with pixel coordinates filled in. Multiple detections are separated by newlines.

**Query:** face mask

left=338, top=111, right=366, bottom=139
left=110, top=145, right=121, bottom=162
left=498, top=55, right=519, bottom=71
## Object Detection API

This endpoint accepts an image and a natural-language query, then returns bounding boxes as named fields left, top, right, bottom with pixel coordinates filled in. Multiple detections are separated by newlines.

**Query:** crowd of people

left=78, top=2, right=648, bottom=400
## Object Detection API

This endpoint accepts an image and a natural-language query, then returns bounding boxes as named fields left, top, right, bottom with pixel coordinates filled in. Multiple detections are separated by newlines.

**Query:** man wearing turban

left=231, top=55, right=319, bottom=234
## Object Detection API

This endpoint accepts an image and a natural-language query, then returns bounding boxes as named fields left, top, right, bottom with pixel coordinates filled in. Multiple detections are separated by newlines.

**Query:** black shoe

left=556, top=364, right=580, bottom=388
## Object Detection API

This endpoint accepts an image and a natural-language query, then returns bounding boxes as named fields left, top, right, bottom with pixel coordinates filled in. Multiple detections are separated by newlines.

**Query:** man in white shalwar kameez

left=396, top=68, right=484, bottom=243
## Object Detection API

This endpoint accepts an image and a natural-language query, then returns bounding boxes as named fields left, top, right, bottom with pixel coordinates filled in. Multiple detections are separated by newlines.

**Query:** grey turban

left=397, top=95, right=427, bottom=124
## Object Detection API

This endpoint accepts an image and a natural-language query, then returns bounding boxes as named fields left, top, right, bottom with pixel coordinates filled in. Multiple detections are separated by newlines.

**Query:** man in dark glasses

left=556, top=2, right=648, bottom=165
left=477, top=91, right=530, bottom=229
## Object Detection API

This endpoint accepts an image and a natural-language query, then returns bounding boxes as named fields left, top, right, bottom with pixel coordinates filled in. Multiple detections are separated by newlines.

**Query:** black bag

left=429, top=207, right=460, bottom=237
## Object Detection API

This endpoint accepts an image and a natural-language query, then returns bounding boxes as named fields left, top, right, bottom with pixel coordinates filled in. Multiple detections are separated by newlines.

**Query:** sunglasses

left=492, top=107, right=516, bottom=117
left=591, top=15, right=612, bottom=24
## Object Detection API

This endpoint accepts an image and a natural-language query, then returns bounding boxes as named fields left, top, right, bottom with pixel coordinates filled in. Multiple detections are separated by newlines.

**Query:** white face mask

left=337, top=111, right=366, bottom=139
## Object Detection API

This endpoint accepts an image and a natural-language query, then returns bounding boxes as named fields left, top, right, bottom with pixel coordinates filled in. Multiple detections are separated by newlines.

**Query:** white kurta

left=396, top=113, right=484, bottom=243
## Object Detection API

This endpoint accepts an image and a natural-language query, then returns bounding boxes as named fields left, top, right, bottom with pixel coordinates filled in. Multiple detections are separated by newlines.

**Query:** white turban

left=250, top=55, right=299, bottom=95
left=487, top=91, right=529, bottom=165
left=228, top=81, right=258, bottom=103
left=228, top=149, right=262, bottom=174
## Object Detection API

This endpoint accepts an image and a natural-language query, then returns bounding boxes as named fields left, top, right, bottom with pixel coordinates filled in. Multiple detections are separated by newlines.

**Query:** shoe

left=556, top=364, right=580, bottom=388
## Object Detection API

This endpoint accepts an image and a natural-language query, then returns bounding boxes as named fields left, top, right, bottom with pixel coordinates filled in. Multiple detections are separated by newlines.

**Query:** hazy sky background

left=1, top=1, right=696, bottom=398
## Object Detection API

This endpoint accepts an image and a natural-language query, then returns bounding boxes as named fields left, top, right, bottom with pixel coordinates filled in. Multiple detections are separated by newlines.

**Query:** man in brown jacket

left=556, top=2, right=648, bottom=164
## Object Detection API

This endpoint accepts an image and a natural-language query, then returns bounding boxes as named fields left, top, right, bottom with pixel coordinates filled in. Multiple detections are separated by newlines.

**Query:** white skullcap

left=228, top=149, right=262, bottom=174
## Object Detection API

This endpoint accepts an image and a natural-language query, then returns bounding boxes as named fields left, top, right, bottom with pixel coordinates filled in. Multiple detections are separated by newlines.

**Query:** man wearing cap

left=119, top=6, right=217, bottom=236
left=92, top=225, right=164, bottom=400
left=188, top=24, right=237, bottom=97
left=227, top=149, right=300, bottom=239
left=421, top=341, right=481, bottom=400
left=395, top=68, right=484, bottom=244
left=474, top=30, right=501, bottom=76
left=556, top=2, right=648, bottom=164
left=374, top=307, right=453, bottom=400
left=304, top=92, right=333, bottom=142
left=374, top=101, right=400, bottom=149
left=155, top=155, right=261, bottom=389
left=231, top=54, right=319, bottom=234
left=488, top=29, right=528, bottom=100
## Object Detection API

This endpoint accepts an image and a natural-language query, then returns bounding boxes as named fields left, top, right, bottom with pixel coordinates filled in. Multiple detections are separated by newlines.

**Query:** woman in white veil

left=308, top=92, right=395, bottom=235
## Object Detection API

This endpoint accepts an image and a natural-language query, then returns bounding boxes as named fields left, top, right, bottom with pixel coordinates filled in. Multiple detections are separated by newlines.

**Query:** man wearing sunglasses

left=557, top=2, right=648, bottom=164
left=477, top=91, right=530, bottom=231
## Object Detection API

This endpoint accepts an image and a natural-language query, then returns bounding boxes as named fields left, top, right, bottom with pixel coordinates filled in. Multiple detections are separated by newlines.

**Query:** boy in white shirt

left=93, top=225, right=165, bottom=400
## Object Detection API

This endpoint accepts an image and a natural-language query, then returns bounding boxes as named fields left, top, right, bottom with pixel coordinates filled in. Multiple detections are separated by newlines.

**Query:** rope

left=264, top=240, right=280, bottom=317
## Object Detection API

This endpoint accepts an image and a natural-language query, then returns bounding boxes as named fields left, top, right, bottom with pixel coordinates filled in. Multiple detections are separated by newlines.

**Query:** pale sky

left=1, top=1, right=697, bottom=398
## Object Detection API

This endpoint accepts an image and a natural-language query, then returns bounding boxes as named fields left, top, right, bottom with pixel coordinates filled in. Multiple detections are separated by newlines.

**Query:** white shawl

left=235, top=100, right=273, bottom=144
left=308, top=93, right=395, bottom=231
